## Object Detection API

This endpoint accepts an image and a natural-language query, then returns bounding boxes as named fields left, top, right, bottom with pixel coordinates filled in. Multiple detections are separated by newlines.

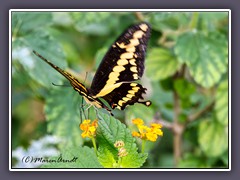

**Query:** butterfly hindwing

left=102, top=82, right=151, bottom=110
left=89, top=23, right=151, bottom=98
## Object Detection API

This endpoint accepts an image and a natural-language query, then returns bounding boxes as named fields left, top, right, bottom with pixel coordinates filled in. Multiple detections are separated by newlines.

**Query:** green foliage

left=12, top=11, right=229, bottom=169
left=174, top=79, right=196, bottom=99
left=174, top=31, right=227, bottom=88
left=42, top=146, right=103, bottom=168
left=145, top=12, right=190, bottom=31
left=70, top=12, right=119, bottom=36
left=125, top=104, right=155, bottom=125
left=198, top=119, right=228, bottom=157
left=97, top=113, right=147, bottom=168
left=12, top=12, right=66, bottom=87
left=215, top=79, right=228, bottom=125
left=42, top=112, right=147, bottom=168
left=45, top=88, right=83, bottom=148
left=12, top=12, right=52, bottom=35
left=178, top=154, right=210, bottom=168
left=146, top=48, right=180, bottom=81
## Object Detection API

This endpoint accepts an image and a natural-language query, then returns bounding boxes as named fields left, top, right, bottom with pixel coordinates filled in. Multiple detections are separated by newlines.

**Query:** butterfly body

left=33, top=22, right=152, bottom=116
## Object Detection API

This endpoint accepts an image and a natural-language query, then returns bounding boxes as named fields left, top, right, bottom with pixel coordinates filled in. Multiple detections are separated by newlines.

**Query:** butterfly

left=33, top=22, right=152, bottom=116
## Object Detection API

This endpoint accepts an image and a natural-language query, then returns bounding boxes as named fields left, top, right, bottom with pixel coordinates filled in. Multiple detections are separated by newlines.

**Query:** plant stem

left=135, top=12, right=144, bottom=21
left=173, top=90, right=183, bottom=167
left=117, top=157, right=122, bottom=168
left=187, top=101, right=215, bottom=123
left=189, top=12, right=199, bottom=29
left=142, top=140, right=146, bottom=153
left=91, top=137, right=97, bottom=156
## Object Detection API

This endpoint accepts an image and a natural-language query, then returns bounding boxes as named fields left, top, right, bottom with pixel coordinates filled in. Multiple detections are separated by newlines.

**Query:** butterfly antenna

left=52, top=82, right=71, bottom=87
left=83, top=72, right=88, bottom=84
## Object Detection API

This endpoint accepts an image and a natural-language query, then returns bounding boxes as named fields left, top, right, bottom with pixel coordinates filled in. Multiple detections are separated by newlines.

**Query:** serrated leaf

left=12, top=12, right=52, bottom=36
left=42, top=146, right=103, bottom=168
left=215, top=80, right=228, bottom=126
left=45, top=87, right=83, bottom=149
left=12, top=30, right=66, bottom=87
left=198, top=119, right=228, bottom=157
left=146, top=48, right=180, bottom=81
left=96, top=113, right=147, bottom=168
left=175, top=31, right=228, bottom=87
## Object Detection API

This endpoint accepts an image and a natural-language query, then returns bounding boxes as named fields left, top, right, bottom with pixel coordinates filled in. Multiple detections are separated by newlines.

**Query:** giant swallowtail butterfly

left=33, top=22, right=151, bottom=116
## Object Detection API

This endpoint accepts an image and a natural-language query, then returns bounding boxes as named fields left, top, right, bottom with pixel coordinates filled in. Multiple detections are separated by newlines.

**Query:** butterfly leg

left=79, top=97, right=87, bottom=123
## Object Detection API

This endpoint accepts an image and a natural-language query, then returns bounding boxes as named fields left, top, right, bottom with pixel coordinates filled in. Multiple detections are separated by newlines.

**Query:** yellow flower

left=146, top=132, right=158, bottom=142
left=151, top=123, right=162, bottom=129
left=80, top=119, right=98, bottom=138
left=152, top=128, right=163, bottom=136
left=138, top=125, right=149, bottom=134
left=132, top=118, right=144, bottom=126
left=132, top=131, right=140, bottom=137
left=132, top=118, right=163, bottom=142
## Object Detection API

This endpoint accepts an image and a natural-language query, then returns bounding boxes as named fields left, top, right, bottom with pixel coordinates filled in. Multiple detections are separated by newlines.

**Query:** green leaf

left=96, top=113, right=147, bottom=168
left=198, top=119, right=228, bottom=157
left=45, top=87, right=83, bottom=149
left=70, top=12, right=117, bottom=35
left=200, top=12, right=228, bottom=32
left=52, top=12, right=73, bottom=26
left=12, top=12, right=52, bottom=37
left=175, top=31, right=228, bottom=87
left=42, top=146, right=103, bottom=168
left=145, top=12, right=190, bottom=31
left=95, top=47, right=108, bottom=70
left=178, top=154, right=210, bottom=168
left=173, top=79, right=196, bottom=110
left=220, top=151, right=229, bottom=166
left=215, top=79, right=228, bottom=126
left=173, top=79, right=196, bottom=99
left=12, top=30, right=66, bottom=87
left=125, top=104, right=154, bottom=125
left=150, top=81, right=174, bottom=120
left=146, top=48, right=180, bottom=81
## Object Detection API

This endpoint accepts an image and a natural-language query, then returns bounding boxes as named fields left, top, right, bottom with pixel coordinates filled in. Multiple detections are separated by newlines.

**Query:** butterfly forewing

left=89, top=23, right=151, bottom=97
left=33, top=22, right=152, bottom=116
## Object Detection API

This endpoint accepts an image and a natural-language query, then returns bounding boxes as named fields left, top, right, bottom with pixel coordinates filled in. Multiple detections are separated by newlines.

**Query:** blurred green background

left=11, top=11, right=229, bottom=168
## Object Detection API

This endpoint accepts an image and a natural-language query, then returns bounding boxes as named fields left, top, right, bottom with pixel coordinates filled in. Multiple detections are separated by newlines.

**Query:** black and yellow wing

left=89, top=22, right=151, bottom=110
left=102, top=82, right=151, bottom=110
left=33, top=22, right=152, bottom=115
